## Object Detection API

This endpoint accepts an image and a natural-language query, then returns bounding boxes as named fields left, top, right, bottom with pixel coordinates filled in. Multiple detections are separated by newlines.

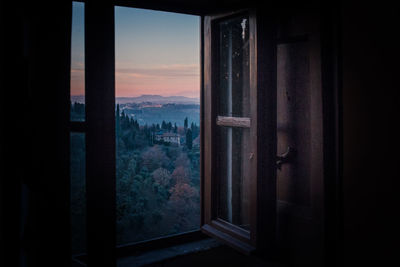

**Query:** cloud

left=71, top=68, right=84, bottom=74
left=71, top=61, right=84, bottom=72
left=71, top=64, right=199, bottom=79
left=116, top=64, right=199, bottom=78
left=70, top=63, right=200, bottom=97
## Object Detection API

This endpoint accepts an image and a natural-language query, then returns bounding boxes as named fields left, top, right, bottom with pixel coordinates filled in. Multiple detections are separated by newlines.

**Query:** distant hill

left=116, top=95, right=199, bottom=104
left=121, top=103, right=199, bottom=126
left=71, top=94, right=199, bottom=104
left=71, top=95, right=85, bottom=104
left=71, top=94, right=200, bottom=126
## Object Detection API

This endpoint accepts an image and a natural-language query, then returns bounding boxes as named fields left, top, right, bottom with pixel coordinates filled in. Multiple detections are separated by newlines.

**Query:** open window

left=201, top=10, right=277, bottom=254
left=78, top=2, right=280, bottom=265
left=114, top=6, right=201, bottom=247
left=0, top=0, right=338, bottom=266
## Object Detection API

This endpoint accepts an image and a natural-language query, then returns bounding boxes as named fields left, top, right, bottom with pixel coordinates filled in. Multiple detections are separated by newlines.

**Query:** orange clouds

left=115, top=63, right=199, bottom=97
left=70, top=63, right=200, bottom=98
left=70, top=68, right=84, bottom=96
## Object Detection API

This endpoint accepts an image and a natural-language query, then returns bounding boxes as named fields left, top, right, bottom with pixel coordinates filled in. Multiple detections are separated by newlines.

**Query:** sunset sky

left=70, top=2, right=200, bottom=98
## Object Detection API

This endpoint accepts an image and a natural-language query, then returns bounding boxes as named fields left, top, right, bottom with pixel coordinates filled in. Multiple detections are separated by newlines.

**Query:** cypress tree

left=116, top=104, right=121, bottom=137
left=186, top=129, right=192, bottom=150
left=184, top=117, right=188, bottom=131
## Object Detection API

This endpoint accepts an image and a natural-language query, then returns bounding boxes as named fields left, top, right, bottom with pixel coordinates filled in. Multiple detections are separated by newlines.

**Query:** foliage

left=70, top=103, right=201, bottom=249
left=114, top=106, right=200, bottom=244
left=70, top=102, right=85, bottom=121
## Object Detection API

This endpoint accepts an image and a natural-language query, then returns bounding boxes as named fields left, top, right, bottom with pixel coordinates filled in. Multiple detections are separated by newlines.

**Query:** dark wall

left=1, top=1, right=72, bottom=266
left=1, top=1, right=25, bottom=266
left=1, top=1, right=398, bottom=266
left=340, top=1, right=398, bottom=266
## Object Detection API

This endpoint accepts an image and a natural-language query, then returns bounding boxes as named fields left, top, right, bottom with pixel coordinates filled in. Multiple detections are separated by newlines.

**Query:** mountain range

left=71, top=94, right=199, bottom=104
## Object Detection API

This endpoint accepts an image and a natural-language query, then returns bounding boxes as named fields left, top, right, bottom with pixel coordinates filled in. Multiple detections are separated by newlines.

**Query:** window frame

left=201, top=9, right=278, bottom=255
left=201, top=10, right=257, bottom=254
left=72, top=2, right=208, bottom=265
left=73, top=1, right=278, bottom=265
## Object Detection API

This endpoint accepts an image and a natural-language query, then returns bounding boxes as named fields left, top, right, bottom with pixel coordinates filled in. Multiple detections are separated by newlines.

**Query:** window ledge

left=118, top=238, right=222, bottom=267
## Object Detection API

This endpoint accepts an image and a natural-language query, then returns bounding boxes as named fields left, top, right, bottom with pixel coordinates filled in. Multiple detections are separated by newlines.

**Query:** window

left=70, top=1, right=86, bottom=260
left=215, top=15, right=251, bottom=229
left=114, top=6, right=201, bottom=246
left=70, top=1, right=85, bottom=122
left=75, top=3, right=278, bottom=265
left=202, top=10, right=277, bottom=253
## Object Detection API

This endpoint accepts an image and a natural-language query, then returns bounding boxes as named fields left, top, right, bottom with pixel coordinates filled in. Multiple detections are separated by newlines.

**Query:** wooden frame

left=216, top=116, right=251, bottom=128
left=71, top=1, right=280, bottom=264
left=254, top=8, right=277, bottom=255
left=0, top=1, right=345, bottom=267
left=85, top=2, right=116, bottom=266
left=70, top=121, right=86, bottom=132
left=70, top=3, right=207, bottom=265
left=202, top=9, right=277, bottom=255
left=80, top=2, right=208, bottom=265
left=320, top=5, right=343, bottom=266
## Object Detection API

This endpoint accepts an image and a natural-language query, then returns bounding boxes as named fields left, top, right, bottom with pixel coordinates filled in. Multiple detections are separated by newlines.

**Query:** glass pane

left=70, top=133, right=86, bottom=255
left=70, top=1, right=85, bottom=121
left=115, top=6, right=200, bottom=245
left=218, top=15, right=250, bottom=118
left=216, top=126, right=250, bottom=230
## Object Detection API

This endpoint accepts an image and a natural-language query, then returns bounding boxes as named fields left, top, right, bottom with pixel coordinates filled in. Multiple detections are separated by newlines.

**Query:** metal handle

left=276, top=146, right=296, bottom=170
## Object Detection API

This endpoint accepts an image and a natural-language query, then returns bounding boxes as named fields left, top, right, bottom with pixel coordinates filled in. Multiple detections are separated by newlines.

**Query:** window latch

left=276, top=146, right=296, bottom=170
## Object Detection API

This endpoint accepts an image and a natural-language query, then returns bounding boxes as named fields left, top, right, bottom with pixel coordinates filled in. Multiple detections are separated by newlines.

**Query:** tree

left=186, top=129, right=192, bottom=150
left=141, top=145, right=169, bottom=172
left=116, top=104, right=121, bottom=138
left=171, top=166, right=190, bottom=185
left=152, top=167, right=172, bottom=187
left=127, top=157, right=137, bottom=176
left=167, top=182, right=199, bottom=231
left=71, top=102, right=85, bottom=121
left=190, top=123, right=199, bottom=140
left=169, top=183, right=198, bottom=206
left=174, top=153, right=191, bottom=170
left=184, top=117, right=188, bottom=131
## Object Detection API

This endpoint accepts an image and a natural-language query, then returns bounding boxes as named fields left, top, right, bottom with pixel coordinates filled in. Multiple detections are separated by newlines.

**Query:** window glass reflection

left=218, top=16, right=250, bottom=118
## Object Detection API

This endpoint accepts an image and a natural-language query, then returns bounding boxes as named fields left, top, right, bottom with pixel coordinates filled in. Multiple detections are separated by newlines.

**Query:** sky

left=70, top=2, right=200, bottom=98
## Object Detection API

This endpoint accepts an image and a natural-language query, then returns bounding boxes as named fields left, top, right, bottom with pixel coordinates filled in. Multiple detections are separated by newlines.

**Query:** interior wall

left=275, top=6, right=325, bottom=266
left=340, top=1, right=398, bottom=266
left=1, top=2, right=25, bottom=266
left=1, top=1, right=72, bottom=267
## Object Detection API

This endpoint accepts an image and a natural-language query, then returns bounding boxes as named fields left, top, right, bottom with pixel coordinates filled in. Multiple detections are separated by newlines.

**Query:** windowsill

left=118, top=238, right=222, bottom=267
left=72, top=237, right=286, bottom=267
left=71, top=235, right=222, bottom=267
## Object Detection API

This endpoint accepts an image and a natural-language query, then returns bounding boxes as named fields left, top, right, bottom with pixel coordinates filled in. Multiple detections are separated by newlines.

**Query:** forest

left=70, top=102, right=200, bottom=254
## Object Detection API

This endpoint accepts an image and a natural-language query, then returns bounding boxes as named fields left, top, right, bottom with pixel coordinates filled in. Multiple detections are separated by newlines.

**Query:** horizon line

left=71, top=94, right=200, bottom=99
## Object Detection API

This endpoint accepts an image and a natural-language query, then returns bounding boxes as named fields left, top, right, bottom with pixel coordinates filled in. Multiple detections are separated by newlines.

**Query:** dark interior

left=1, top=0, right=398, bottom=266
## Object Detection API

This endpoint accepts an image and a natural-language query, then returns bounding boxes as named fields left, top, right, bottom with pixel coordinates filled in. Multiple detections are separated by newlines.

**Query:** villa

left=154, top=131, right=180, bottom=146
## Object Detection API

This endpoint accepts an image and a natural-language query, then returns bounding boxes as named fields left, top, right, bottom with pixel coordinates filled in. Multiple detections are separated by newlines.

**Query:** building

left=154, top=131, right=180, bottom=146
